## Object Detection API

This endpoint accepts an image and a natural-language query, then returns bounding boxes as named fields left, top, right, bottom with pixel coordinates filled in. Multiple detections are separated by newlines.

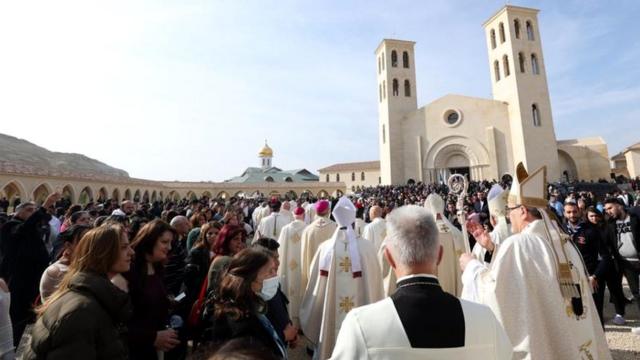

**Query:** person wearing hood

left=299, top=196, right=384, bottom=360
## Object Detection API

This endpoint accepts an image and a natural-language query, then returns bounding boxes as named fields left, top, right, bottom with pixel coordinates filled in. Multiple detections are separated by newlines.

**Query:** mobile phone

left=174, top=292, right=186, bottom=302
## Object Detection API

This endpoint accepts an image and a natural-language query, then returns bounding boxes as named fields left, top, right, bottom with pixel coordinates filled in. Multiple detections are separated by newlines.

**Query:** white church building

left=322, top=5, right=611, bottom=186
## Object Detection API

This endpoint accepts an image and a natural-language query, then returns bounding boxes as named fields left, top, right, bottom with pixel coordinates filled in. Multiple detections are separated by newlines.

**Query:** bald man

left=363, top=206, right=387, bottom=253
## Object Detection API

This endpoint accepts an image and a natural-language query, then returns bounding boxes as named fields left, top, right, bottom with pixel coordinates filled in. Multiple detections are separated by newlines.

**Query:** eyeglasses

left=504, top=205, right=522, bottom=214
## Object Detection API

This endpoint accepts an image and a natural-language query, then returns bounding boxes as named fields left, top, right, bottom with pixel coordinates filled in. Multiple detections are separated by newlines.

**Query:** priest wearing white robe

left=300, top=197, right=384, bottom=360
left=331, top=205, right=512, bottom=360
left=280, top=201, right=294, bottom=225
left=362, top=205, right=386, bottom=253
left=470, top=184, right=511, bottom=266
left=300, top=200, right=337, bottom=292
left=277, top=207, right=307, bottom=326
left=255, top=199, right=287, bottom=241
left=424, top=193, right=466, bottom=296
left=460, top=163, right=612, bottom=360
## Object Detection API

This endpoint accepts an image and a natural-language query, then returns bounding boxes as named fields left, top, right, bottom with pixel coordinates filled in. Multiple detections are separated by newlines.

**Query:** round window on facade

left=443, top=109, right=462, bottom=127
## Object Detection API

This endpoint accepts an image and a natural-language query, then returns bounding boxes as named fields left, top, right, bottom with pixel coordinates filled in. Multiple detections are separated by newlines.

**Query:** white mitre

left=424, top=193, right=465, bottom=248
left=319, top=196, right=362, bottom=276
left=487, top=184, right=510, bottom=242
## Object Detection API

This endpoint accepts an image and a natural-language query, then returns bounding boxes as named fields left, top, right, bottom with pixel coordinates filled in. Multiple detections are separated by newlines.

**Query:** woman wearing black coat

left=211, top=248, right=287, bottom=359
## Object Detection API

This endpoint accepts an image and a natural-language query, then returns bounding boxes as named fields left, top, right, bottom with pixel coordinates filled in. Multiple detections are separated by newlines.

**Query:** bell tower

left=483, top=5, right=560, bottom=179
left=376, top=39, right=418, bottom=185
left=258, top=140, right=273, bottom=169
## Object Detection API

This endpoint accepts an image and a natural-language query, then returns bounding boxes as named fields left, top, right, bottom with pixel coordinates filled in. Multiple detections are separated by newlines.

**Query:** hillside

left=0, top=133, right=129, bottom=178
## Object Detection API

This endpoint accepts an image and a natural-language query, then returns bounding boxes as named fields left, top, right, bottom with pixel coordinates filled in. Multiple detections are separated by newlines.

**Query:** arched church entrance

left=433, top=147, right=471, bottom=182
left=557, top=150, right=578, bottom=182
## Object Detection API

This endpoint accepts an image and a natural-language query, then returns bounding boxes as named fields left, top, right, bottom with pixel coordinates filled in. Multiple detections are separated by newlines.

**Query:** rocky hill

left=0, top=133, right=129, bottom=179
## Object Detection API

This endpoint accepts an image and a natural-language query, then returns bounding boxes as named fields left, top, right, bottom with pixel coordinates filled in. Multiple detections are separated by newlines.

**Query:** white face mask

left=258, top=275, right=279, bottom=301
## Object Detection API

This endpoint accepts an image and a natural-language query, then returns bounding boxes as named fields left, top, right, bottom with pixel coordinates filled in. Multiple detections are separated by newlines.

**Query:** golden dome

left=258, top=141, right=273, bottom=157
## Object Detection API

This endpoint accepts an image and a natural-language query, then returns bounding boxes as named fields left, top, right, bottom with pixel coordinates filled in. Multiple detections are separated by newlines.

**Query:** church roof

left=225, top=167, right=319, bottom=183
left=318, top=161, right=380, bottom=172
left=611, top=141, right=640, bottom=160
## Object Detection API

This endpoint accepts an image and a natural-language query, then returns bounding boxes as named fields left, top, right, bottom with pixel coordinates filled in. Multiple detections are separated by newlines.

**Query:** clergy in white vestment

left=354, top=206, right=366, bottom=237
left=255, top=198, right=288, bottom=241
left=280, top=201, right=294, bottom=225
left=277, top=206, right=307, bottom=327
left=300, top=196, right=384, bottom=360
left=304, top=201, right=317, bottom=224
left=331, top=205, right=512, bottom=360
left=362, top=205, right=387, bottom=253
left=470, top=184, right=511, bottom=264
left=299, top=200, right=337, bottom=291
left=253, top=201, right=270, bottom=229
left=424, top=193, right=466, bottom=296
left=460, top=163, right=612, bottom=360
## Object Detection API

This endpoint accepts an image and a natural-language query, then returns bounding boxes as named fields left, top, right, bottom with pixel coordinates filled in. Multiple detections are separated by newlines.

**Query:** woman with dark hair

left=39, top=224, right=92, bottom=301
left=122, top=219, right=180, bottom=359
left=211, top=248, right=286, bottom=359
left=185, top=222, right=222, bottom=301
left=24, top=224, right=134, bottom=360
left=59, top=205, right=82, bottom=232
left=207, top=225, right=246, bottom=292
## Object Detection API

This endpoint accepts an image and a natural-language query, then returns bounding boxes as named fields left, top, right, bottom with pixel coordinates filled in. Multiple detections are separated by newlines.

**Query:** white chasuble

left=461, top=220, right=611, bottom=360
left=354, top=218, right=366, bottom=237
left=277, top=219, right=306, bottom=326
left=299, top=231, right=384, bottom=360
left=435, top=218, right=464, bottom=297
left=255, top=213, right=287, bottom=241
left=362, top=217, right=387, bottom=253
left=331, top=298, right=512, bottom=360
left=300, top=216, right=337, bottom=292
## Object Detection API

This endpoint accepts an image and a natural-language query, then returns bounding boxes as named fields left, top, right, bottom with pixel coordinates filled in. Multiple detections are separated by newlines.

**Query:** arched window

left=499, top=22, right=506, bottom=43
left=378, top=176, right=381, bottom=184
left=361, top=172, right=365, bottom=181
left=336, top=173, right=340, bottom=182
left=391, top=50, right=398, bottom=67
left=264, top=176, right=274, bottom=182
left=404, top=79, right=411, bottom=97
left=381, top=52, right=385, bottom=70
left=392, top=78, right=399, bottom=96
left=494, top=60, right=500, bottom=82
left=379, top=83, right=382, bottom=102
left=532, top=104, right=541, bottom=127
left=526, top=21, right=534, bottom=41
left=382, top=80, right=386, bottom=98
left=518, top=52, right=525, bottom=73
left=326, top=174, right=329, bottom=182
left=402, top=51, right=409, bottom=68
left=351, top=172, right=356, bottom=181
left=377, top=56, right=381, bottom=74
left=503, top=55, right=510, bottom=77
left=514, top=19, right=521, bottom=39
left=531, top=54, right=539, bottom=74
left=490, top=29, right=496, bottom=49
left=382, top=124, right=386, bottom=144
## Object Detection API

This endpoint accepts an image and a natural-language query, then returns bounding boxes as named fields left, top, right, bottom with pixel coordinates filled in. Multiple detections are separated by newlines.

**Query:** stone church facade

left=337, top=5, right=612, bottom=186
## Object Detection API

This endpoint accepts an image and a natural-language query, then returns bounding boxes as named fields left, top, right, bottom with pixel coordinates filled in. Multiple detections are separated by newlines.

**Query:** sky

left=1, top=0, right=638, bottom=182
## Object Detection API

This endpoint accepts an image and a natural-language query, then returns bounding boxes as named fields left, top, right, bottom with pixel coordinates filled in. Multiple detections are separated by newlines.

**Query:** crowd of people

left=0, top=173, right=638, bottom=359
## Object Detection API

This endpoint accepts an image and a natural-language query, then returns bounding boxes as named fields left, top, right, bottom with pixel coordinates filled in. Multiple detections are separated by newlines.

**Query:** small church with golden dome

left=225, top=141, right=320, bottom=183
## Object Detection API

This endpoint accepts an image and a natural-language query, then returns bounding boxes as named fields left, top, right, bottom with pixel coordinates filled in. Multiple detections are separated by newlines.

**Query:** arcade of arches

left=0, top=172, right=345, bottom=210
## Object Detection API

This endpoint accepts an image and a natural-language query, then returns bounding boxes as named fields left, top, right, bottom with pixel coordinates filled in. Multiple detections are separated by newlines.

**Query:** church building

left=324, top=5, right=612, bottom=186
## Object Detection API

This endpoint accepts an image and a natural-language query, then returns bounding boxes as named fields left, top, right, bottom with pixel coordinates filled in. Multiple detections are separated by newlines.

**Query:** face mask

left=258, top=275, right=279, bottom=301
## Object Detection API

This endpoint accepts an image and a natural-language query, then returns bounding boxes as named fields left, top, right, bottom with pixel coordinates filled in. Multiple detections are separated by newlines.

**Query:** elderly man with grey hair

left=331, top=205, right=512, bottom=360
left=165, top=215, right=191, bottom=297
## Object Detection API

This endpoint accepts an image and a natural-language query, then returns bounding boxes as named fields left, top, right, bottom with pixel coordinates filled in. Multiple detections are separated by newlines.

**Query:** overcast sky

left=1, top=0, right=638, bottom=182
